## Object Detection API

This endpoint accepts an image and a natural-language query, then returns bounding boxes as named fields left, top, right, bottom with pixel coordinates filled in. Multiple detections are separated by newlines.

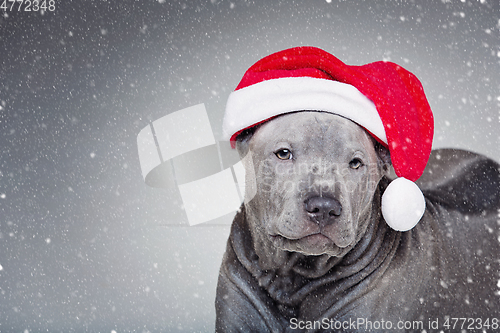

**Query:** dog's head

left=236, top=111, right=391, bottom=257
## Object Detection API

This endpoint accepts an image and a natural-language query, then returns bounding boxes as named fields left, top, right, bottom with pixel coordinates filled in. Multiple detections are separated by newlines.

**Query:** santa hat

left=222, top=46, right=434, bottom=231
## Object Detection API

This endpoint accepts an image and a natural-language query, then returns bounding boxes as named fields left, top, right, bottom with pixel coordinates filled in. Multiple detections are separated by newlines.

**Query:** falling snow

left=0, top=0, right=498, bottom=331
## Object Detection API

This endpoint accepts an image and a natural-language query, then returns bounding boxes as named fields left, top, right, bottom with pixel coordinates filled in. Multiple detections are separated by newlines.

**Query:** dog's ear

left=374, top=140, right=391, bottom=174
left=235, top=127, right=257, bottom=158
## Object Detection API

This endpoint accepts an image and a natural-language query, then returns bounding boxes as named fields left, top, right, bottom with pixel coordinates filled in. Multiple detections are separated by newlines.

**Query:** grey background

left=1, top=0, right=498, bottom=332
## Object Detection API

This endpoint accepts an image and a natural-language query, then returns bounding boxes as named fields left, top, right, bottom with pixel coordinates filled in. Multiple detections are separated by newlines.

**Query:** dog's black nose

left=304, top=196, right=342, bottom=225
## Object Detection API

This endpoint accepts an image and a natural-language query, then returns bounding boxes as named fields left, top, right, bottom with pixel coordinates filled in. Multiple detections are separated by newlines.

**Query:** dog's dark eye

left=275, top=149, right=292, bottom=160
left=349, top=158, right=363, bottom=169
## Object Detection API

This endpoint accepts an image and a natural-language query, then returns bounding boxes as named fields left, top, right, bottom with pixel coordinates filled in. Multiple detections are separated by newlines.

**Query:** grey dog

left=215, top=111, right=500, bottom=332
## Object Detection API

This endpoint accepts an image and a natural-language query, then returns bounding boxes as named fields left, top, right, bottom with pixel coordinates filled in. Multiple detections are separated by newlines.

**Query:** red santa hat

left=222, top=46, right=434, bottom=231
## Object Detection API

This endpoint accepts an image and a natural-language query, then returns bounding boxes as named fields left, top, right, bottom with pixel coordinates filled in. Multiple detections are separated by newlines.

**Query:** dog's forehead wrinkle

left=313, top=113, right=336, bottom=135
left=250, top=112, right=378, bottom=163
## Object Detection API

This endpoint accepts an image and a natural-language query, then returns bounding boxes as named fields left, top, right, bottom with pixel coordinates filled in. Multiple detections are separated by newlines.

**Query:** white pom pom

left=381, top=177, right=426, bottom=231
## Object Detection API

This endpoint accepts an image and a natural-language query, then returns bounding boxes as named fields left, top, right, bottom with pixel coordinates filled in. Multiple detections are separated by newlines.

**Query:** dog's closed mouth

left=270, top=233, right=331, bottom=241
left=269, top=233, right=343, bottom=255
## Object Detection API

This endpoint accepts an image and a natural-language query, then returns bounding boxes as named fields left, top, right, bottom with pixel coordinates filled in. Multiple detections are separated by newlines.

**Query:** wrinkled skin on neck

left=236, top=112, right=391, bottom=271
